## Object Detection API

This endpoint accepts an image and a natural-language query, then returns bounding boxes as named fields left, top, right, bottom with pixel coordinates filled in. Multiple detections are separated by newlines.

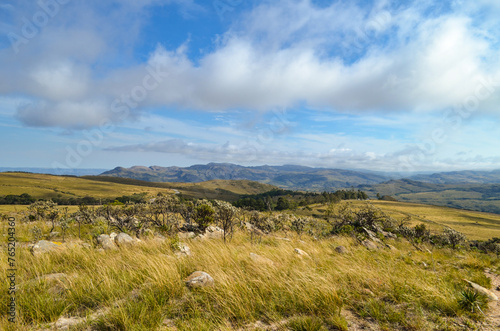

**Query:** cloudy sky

left=1, top=0, right=499, bottom=172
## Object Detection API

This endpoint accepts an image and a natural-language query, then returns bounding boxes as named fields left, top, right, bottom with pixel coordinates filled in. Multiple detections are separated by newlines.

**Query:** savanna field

left=1, top=173, right=500, bottom=330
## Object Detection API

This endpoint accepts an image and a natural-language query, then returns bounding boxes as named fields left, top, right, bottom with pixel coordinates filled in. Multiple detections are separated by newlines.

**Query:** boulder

left=362, top=240, right=378, bottom=250
left=184, top=271, right=214, bottom=288
left=114, top=232, right=135, bottom=247
left=30, top=240, right=64, bottom=255
left=97, top=234, right=117, bottom=250
left=294, top=248, right=309, bottom=257
left=249, top=253, right=275, bottom=266
left=335, top=246, right=348, bottom=254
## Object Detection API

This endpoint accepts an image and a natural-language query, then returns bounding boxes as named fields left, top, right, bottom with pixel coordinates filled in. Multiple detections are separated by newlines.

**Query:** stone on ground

left=184, top=271, right=214, bottom=288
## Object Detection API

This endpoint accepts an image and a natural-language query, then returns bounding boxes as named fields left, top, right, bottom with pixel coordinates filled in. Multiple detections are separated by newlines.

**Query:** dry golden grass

left=0, top=172, right=173, bottom=200
left=0, top=228, right=497, bottom=330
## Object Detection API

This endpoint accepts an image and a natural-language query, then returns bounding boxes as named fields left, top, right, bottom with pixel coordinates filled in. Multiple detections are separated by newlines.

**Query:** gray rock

left=114, top=232, right=135, bottom=247
left=335, top=246, right=348, bottom=254
left=184, top=271, right=214, bottom=288
left=204, top=226, right=224, bottom=239
left=30, top=240, right=64, bottom=255
left=362, top=239, right=378, bottom=250
left=97, top=234, right=117, bottom=250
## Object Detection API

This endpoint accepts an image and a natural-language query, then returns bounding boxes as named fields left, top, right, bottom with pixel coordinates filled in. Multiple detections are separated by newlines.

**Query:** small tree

left=74, top=204, right=95, bottom=239
left=214, top=200, right=237, bottom=243
left=194, top=202, right=215, bottom=233
left=443, top=228, right=466, bottom=249
left=291, top=216, right=308, bottom=238
left=28, top=200, right=59, bottom=233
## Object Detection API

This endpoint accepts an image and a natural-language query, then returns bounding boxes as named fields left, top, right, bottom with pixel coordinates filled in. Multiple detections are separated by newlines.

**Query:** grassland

left=298, top=200, right=500, bottom=241
left=0, top=231, right=498, bottom=330
left=0, top=173, right=275, bottom=203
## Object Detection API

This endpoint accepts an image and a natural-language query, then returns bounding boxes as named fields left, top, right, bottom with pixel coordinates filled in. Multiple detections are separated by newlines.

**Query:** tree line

left=233, top=189, right=369, bottom=211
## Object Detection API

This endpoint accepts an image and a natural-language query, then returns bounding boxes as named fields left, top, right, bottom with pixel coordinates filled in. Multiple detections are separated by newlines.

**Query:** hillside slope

left=0, top=172, right=276, bottom=203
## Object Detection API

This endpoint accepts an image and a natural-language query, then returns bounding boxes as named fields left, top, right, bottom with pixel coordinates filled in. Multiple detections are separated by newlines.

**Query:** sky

left=1, top=0, right=500, bottom=173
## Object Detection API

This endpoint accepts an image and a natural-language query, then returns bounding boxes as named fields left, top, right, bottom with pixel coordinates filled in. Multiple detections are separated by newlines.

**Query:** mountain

left=408, top=169, right=500, bottom=184
left=100, top=163, right=391, bottom=191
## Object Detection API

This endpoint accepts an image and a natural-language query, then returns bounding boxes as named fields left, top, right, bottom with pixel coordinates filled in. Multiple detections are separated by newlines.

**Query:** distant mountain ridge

left=100, top=163, right=391, bottom=191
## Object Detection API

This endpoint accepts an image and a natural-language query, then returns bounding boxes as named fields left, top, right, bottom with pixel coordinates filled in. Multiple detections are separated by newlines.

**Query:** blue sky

left=1, top=0, right=500, bottom=173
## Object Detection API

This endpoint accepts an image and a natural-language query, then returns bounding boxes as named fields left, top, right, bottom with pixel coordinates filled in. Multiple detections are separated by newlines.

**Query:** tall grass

left=1, top=230, right=496, bottom=330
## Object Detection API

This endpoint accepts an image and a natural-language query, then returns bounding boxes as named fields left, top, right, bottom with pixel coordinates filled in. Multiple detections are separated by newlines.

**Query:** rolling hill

left=0, top=172, right=276, bottom=203
left=360, top=179, right=500, bottom=214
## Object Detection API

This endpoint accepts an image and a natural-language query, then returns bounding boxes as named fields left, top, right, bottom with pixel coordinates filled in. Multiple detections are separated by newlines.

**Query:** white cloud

left=2, top=0, right=500, bottom=131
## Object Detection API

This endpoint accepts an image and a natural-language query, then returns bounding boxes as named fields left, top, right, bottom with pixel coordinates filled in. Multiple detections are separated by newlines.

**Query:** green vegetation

left=233, top=189, right=368, bottom=211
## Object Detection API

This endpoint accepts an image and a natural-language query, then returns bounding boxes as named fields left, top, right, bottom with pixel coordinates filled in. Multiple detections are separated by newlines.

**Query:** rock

left=294, top=248, right=309, bottom=257
left=114, top=232, right=135, bottom=247
left=178, top=232, right=196, bottom=239
left=109, top=232, right=118, bottom=241
left=249, top=253, right=275, bottom=266
left=184, top=271, right=214, bottom=288
left=381, top=230, right=397, bottom=239
left=175, top=242, right=191, bottom=257
left=362, top=240, right=378, bottom=250
left=52, top=316, right=86, bottom=330
left=97, top=234, right=117, bottom=250
left=204, top=226, right=224, bottom=239
left=464, top=279, right=499, bottom=301
left=30, top=240, right=64, bottom=255
left=335, top=246, right=348, bottom=254
left=363, top=227, right=378, bottom=240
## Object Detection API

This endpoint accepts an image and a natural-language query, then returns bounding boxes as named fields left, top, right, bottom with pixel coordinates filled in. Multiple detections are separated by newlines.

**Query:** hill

left=100, top=163, right=390, bottom=191
left=0, top=172, right=276, bottom=203
left=409, top=169, right=500, bottom=184
left=360, top=179, right=500, bottom=214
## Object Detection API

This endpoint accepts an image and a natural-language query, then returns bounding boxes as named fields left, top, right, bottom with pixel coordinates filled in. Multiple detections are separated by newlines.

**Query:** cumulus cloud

left=3, top=0, right=500, bottom=129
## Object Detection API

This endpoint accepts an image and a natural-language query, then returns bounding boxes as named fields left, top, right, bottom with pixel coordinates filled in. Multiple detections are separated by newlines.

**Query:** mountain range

left=100, top=163, right=392, bottom=191
left=100, top=163, right=500, bottom=214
